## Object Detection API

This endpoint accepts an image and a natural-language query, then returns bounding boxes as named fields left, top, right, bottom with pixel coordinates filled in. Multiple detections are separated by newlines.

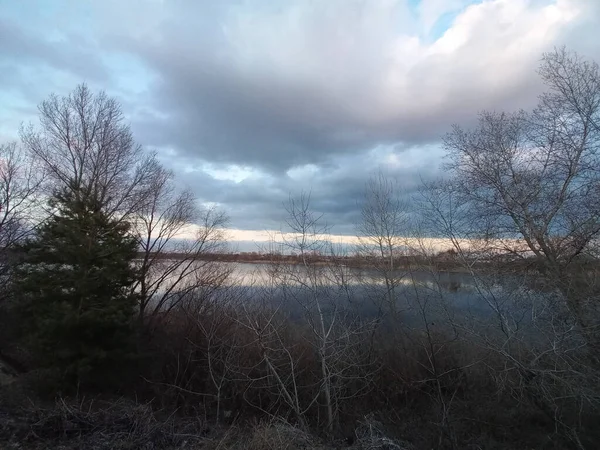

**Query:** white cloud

left=132, top=0, right=589, bottom=156
left=1, top=0, right=598, bottom=232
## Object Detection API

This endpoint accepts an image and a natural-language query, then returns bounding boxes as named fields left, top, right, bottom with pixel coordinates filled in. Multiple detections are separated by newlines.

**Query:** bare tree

left=356, top=172, right=411, bottom=315
left=132, top=163, right=232, bottom=325
left=356, top=172, right=475, bottom=448
left=417, top=47, right=600, bottom=448
left=417, top=180, right=600, bottom=448
left=0, top=142, right=44, bottom=285
left=252, top=192, right=377, bottom=433
left=0, top=140, right=44, bottom=361
left=20, top=84, right=156, bottom=221
left=17, top=84, right=233, bottom=325
left=443, top=47, right=600, bottom=349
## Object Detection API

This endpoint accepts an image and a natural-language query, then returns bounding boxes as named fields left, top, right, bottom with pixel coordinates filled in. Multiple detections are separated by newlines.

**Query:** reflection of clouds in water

left=234, top=262, right=476, bottom=291
left=147, top=260, right=555, bottom=338
left=148, top=261, right=485, bottom=306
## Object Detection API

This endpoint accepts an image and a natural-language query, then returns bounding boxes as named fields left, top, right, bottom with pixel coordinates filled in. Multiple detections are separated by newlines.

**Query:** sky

left=1, top=0, right=599, bottom=248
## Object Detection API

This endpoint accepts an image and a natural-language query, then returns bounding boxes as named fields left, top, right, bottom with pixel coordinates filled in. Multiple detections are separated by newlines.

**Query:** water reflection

left=230, top=262, right=476, bottom=292
left=150, top=261, right=550, bottom=334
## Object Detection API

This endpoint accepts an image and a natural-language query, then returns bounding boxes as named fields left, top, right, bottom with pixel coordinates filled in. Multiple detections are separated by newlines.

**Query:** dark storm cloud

left=2, top=0, right=600, bottom=233
left=110, top=0, right=600, bottom=174
left=172, top=145, right=442, bottom=234
left=127, top=44, right=479, bottom=172
left=0, top=18, right=108, bottom=95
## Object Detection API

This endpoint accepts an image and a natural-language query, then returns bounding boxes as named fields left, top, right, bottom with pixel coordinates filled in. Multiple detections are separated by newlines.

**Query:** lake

left=152, top=260, right=545, bottom=327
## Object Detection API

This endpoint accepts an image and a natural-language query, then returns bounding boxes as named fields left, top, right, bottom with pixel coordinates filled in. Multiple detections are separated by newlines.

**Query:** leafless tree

left=0, top=142, right=44, bottom=285
left=250, top=192, right=377, bottom=433
left=356, top=172, right=411, bottom=315
left=413, top=184, right=596, bottom=448
left=417, top=47, right=600, bottom=449
left=0, top=142, right=43, bottom=371
left=0, top=142, right=44, bottom=235
left=20, top=83, right=156, bottom=221
left=421, top=175, right=600, bottom=448
left=356, top=172, right=474, bottom=447
left=443, top=47, right=600, bottom=349
left=131, top=162, right=232, bottom=325
left=18, top=84, right=233, bottom=324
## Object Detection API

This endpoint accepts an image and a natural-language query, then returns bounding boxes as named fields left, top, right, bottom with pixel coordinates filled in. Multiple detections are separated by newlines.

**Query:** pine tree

left=13, top=184, right=139, bottom=389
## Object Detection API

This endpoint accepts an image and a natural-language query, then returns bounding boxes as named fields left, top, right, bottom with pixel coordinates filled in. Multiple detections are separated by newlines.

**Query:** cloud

left=1, top=0, right=599, bottom=235
left=169, top=143, right=444, bottom=235
left=119, top=0, right=590, bottom=172
left=0, top=16, right=108, bottom=96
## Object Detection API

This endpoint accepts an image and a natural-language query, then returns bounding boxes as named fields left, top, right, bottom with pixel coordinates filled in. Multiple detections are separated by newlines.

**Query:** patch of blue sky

left=428, top=1, right=485, bottom=41
left=0, top=91, right=33, bottom=139
left=404, top=0, right=485, bottom=42
left=100, top=53, right=156, bottom=98
left=1, top=0, right=91, bottom=35
left=407, top=0, right=420, bottom=18
left=429, top=10, right=461, bottom=41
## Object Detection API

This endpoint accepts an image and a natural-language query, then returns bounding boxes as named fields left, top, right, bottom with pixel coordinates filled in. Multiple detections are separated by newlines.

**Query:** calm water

left=222, top=262, right=520, bottom=322
left=153, top=261, right=542, bottom=325
left=230, top=262, right=477, bottom=289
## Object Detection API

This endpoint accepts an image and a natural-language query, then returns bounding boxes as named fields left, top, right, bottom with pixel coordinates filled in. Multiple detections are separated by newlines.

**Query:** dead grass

left=354, top=415, right=415, bottom=450
left=0, top=394, right=208, bottom=450
left=3, top=298, right=599, bottom=449
left=245, top=421, right=317, bottom=450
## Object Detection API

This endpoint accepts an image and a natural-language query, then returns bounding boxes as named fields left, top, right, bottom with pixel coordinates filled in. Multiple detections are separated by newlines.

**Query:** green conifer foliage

left=14, top=185, right=139, bottom=389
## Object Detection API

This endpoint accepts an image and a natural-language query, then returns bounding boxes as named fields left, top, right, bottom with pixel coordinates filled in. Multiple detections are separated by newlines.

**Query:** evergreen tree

left=13, top=184, right=139, bottom=389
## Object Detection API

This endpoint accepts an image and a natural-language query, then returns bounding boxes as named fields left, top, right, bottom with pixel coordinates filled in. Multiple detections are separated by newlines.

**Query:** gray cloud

left=105, top=0, right=595, bottom=180
left=168, top=144, right=443, bottom=235
left=2, top=0, right=600, bottom=234
left=0, top=18, right=108, bottom=98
